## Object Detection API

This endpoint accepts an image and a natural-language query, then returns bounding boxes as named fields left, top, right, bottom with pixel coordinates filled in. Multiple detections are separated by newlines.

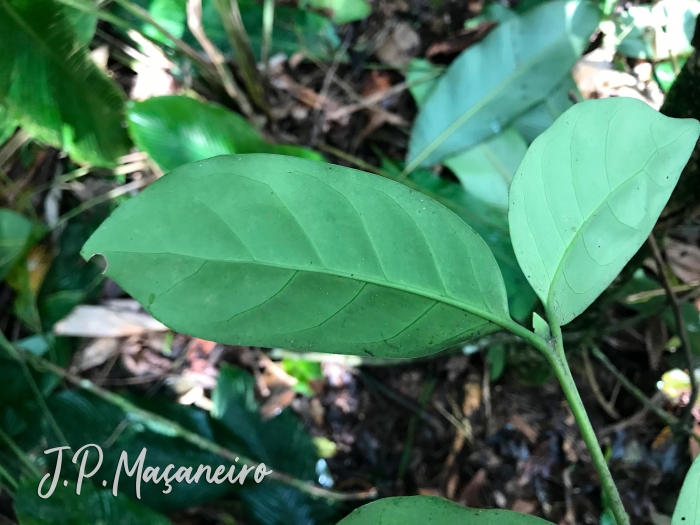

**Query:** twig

left=187, top=0, right=254, bottom=118
left=261, top=0, right=274, bottom=82
left=212, top=0, right=267, bottom=111
left=0, top=333, right=375, bottom=502
left=582, top=348, right=620, bottom=419
left=312, top=34, right=352, bottom=142
left=647, top=234, right=699, bottom=426
left=326, top=70, right=442, bottom=122
left=590, top=344, right=680, bottom=429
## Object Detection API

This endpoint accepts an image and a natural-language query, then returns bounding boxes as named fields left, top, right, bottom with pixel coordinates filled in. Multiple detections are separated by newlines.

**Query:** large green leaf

left=301, top=0, right=371, bottom=24
left=0, top=0, right=130, bottom=167
left=336, top=496, right=550, bottom=524
left=128, top=96, right=323, bottom=172
left=82, top=154, right=512, bottom=358
left=0, top=209, right=33, bottom=281
left=673, top=452, right=700, bottom=524
left=508, top=97, right=700, bottom=326
left=379, top=156, right=537, bottom=322
left=407, top=0, right=600, bottom=168
left=0, top=105, right=17, bottom=145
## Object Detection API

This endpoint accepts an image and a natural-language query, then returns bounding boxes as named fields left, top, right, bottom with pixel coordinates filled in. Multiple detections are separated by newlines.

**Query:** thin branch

left=582, top=348, right=621, bottom=420
left=186, top=0, right=255, bottom=118
left=590, top=344, right=680, bottom=430
left=0, top=333, right=375, bottom=502
left=647, top=234, right=699, bottom=426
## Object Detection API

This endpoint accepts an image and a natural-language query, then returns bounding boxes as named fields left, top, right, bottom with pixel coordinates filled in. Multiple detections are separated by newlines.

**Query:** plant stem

left=544, top=309, right=630, bottom=525
left=261, top=0, right=275, bottom=82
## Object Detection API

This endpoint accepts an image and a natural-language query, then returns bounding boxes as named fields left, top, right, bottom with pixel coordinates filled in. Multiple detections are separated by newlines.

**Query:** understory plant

left=83, top=97, right=700, bottom=524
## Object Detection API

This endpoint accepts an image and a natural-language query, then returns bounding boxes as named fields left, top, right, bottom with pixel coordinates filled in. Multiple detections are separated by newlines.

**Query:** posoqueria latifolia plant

left=83, top=97, right=700, bottom=525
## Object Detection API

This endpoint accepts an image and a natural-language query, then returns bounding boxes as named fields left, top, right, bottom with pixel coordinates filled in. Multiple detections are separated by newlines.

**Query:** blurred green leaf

left=37, top=212, right=107, bottom=330
left=0, top=209, right=34, bottom=281
left=0, top=0, right=130, bottom=166
left=300, top=0, right=371, bottom=24
left=444, top=127, right=528, bottom=210
left=0, top=105, right=18, bottom=145
left=512, top=75, right=578, bottom=142
left=407, top=0, right=600, bottom=167
left=282, top=359, right=323, bottom=396
left=121, top=0, right=340, bottom=60
left=45, top=391, right=231, bottom=512
left=337, top=496, right=550, bottom=524
left=63, top=2, right=98, bottom=45
left=656, top=59, right=688, bottom=92
left=128, top=96, right=323, bottom=172
left=213, top=365, right=340, bottom=525
left=15, top=477, right=172, bottom=525
left=487, top=344, right=506, bottom=380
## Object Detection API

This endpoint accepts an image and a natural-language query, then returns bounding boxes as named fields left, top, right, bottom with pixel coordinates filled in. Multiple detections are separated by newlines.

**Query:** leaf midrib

left=95, top=249, right=513, bottom=330
left=411, top=11, right=579, bottom=167
left=1, top=2, right=123, bottom=122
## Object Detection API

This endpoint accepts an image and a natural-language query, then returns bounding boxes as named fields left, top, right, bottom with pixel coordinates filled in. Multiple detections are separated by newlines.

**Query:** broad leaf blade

left=0, top=0, right=130, bottom=167
left=673, top=450, right=700, bottom=524
left=83, top=154, right=512, bottom=358
left=336, top=496, right=550, bottom=524
left=407, top=0, right=599, bottom=167
left=128, top=96, right=323, bottom=172
left=509, top=97, right=700, bottom=326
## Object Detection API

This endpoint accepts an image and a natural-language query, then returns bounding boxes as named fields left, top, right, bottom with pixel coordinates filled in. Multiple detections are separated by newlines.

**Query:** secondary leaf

left=0, top=209, right=34, bottom=281
left=407, top=0, right=600, bottom=168
left=83, top=154, right=512, bottom=359
left=672, top=452, right=700, bottom=524
left=0, top=0, right=130, bottom=166
left=300, top=0, right=371, bottom=24
left=512, top=74, right=578, bottom=142
left=444, top=126, right=528, bottom=210
left=336, top=496, right=550, bottom=524
left=128, top=96, right=323, bottom=172
left=509, top=97, right=700, bottom=326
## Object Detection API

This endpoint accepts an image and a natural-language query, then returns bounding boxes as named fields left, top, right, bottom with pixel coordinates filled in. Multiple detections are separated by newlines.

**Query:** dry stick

left=647, top=234, right=699, bottom=427
left=18, top=352, right=377, bottom=502
left=326, top=70, right=442, bottom=122
left=589, top=345, right=680, bottom=430
left=582, top=348, right=621, bottom=419
left=186, top=0, right=255, bottom=119
left=212, top=0, right=267, bottom=111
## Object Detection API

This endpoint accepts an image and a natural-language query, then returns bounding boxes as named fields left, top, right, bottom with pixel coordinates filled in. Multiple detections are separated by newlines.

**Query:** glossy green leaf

left=672, top=452, right=700, bottom=524
left=0, top=209, right=33, bottom=281
left=15, top=477, right=171, bottom=525
left=301, top=0, right=371, bottom=24
left=406, top=58, right=441, bottom=107
left=509, top=97, right=700, bottom=326
left=0, top=0, right=130, bottom=166
left=336, top=496, right=550, bottom=525
left=128, top=96, right=323, bottom=172
left=83, top=154, right=512, bottom=358
left=407, top=0, right=600, bottom=168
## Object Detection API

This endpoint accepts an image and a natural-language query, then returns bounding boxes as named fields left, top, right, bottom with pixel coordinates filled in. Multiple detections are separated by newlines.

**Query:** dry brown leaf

left=666, top=238, right=700, bottom=283
left=54, top=303, right=167, bottom=338
left=375, top=22, right=420, bottom=67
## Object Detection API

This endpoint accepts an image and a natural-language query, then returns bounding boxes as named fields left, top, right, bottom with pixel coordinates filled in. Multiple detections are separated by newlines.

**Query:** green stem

left=544, top=309, right=630, bottom=525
